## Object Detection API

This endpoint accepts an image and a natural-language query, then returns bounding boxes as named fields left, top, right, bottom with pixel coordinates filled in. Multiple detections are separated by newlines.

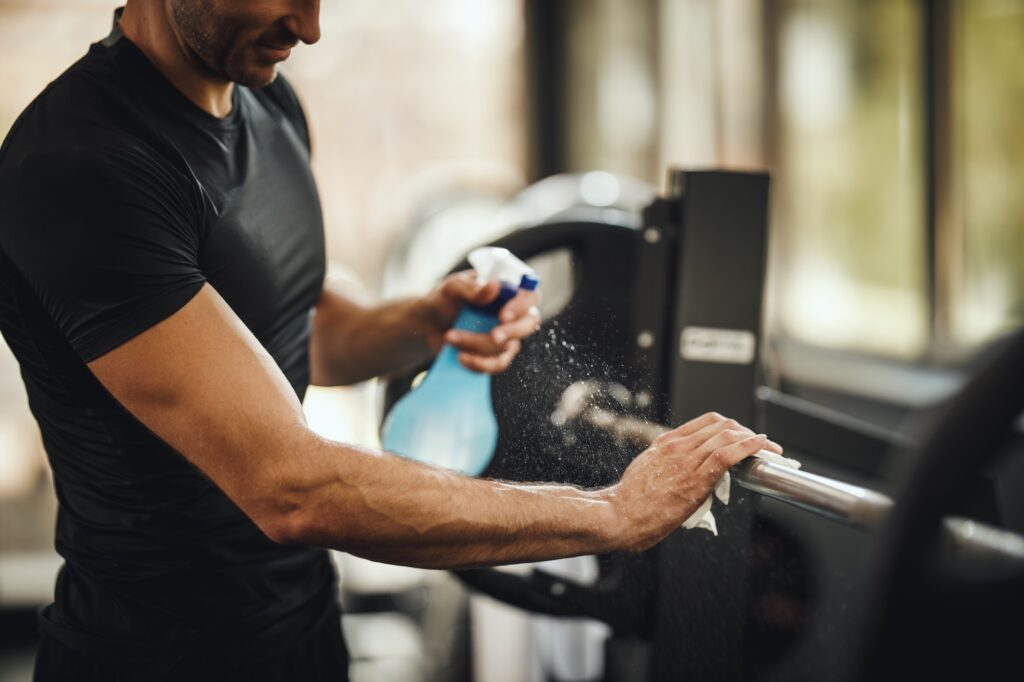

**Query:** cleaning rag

left=682, top=450, right=802, bottom=536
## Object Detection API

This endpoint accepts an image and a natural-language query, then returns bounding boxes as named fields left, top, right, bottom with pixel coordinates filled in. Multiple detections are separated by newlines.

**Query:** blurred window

left=560, top=0, right=660, bottom=181
left=771, top=0, right=927, bottom=359
left=945, top=0, right=1024, bottom=346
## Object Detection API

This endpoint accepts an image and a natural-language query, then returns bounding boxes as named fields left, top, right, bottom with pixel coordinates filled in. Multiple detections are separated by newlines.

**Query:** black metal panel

left=630, top=198, right=681, bottom=426
left=654, top=170, right=771, bottom=682
left=755, top=388, right=909, bottom=480
left=667, top=169, right=771, bottom=427
left=741, top=499, right=874, bottom=682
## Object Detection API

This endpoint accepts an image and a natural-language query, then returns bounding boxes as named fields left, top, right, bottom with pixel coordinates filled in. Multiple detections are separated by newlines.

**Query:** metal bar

left=942, top=517, right=1024, bottom=579
left=554, top=382, right=1024, bottom=561
left=582, top=406, right=893, bottom=529
left=735, top=458, right=892, bottom=528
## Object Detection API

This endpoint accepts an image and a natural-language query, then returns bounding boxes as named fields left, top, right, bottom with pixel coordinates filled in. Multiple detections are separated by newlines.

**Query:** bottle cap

left=468, top=246, right=540, bottom=291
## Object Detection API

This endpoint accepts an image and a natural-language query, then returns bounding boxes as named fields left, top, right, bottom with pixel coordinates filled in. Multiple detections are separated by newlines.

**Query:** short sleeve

left=5, top=144, right=207, bottom=362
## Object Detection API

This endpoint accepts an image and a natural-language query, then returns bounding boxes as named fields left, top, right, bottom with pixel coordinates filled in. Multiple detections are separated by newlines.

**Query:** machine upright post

left=666, top=169, right=771, bottom=427
left=652, top=169, right=771, bottom=682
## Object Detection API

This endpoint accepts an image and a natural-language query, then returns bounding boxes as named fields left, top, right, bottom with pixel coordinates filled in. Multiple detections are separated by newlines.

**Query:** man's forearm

left=276, top=433, right=623, bottom=569
left=310, top=293, right=436, bottom=386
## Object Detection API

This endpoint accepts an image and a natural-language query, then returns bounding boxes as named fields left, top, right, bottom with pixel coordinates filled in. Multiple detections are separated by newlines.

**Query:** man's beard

left=170, top=0, right=278, bottom=88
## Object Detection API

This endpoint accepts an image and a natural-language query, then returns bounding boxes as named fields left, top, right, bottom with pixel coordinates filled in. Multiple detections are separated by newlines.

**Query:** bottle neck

left=453, top=306, right=500, bottom=333
left=429, top=306, right=500, bottom=377
left=471, top=283, right=519, bottom=316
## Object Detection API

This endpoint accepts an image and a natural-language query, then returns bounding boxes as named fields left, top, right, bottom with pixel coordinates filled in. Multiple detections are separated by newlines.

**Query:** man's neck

left=118, top=3, right=235, bottom=118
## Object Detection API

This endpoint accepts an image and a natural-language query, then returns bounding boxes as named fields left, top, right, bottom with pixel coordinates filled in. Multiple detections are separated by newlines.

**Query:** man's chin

left=233, top=65, right=279, bottom=89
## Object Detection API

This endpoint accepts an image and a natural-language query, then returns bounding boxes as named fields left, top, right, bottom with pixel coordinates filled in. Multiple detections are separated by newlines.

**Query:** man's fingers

left=443, top=271, right=500, bottom=305
left=458, top=340, right=520, bottom=374
left=660, top=426, right=748, bottom=474
left=658, top=413, right=782, bottom=451
left=657, top=415, right=782, bottom=473
left=468, top=280, right=502, bottom=305
left=499, top=290, right=541, bottom=323
left=693, top=433, right=767, bottom=481
left=694, top=428, right=757, bottom=460
left=658, top=414, right=748, bottom=449
left=442, top=275, right=541, bottom=344
left=687, top=422, right=782, bottom=459
left=658, top=411, right=727, bottom=441
left=491, top=307, right=541, bottom=344
left=445, top=315, right=537, bottom=352
left=493, top=293, right=542, bottom=341
left=441, top=271, right=478, bottom=297
left=445, top=329, right=504, bottom=356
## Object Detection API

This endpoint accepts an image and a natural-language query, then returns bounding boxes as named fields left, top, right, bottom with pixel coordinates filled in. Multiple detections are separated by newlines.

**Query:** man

left=0, top=2, right=782, bottom=680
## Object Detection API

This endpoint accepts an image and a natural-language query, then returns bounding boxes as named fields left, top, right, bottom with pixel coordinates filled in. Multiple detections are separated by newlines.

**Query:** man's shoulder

left=34, top=43, right=129, bottom=113
left=2, top=45, right=147, bottom=161
left=0, top=68, right=200, bottom=251
left=1, top=46, right=195, bottom=201
left=1, top=114, right=177, bottom=207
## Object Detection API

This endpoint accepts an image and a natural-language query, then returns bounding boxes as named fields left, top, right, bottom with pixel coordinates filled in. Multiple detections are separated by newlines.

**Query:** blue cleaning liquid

left=381, top=304, right=504, bottom=476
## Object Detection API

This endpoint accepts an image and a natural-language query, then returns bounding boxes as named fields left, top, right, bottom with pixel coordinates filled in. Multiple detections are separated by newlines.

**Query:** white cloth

left=682, top=450, right=802, bottom=535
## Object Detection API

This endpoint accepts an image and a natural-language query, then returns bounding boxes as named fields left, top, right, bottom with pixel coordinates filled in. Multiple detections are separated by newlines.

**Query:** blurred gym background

left=0, top=1, right=1021, bottom=680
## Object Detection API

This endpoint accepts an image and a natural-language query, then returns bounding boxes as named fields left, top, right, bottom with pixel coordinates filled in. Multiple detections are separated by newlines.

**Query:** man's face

left=169, top=0, right=320, bottom=88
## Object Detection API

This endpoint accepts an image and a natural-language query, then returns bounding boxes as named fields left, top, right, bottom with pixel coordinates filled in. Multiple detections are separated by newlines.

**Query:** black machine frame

left=382, top=169, right=1024, bottom=681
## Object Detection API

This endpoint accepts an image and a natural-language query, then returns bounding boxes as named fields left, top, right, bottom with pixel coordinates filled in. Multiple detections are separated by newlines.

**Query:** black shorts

left=32, top=609, right=350, bottom=682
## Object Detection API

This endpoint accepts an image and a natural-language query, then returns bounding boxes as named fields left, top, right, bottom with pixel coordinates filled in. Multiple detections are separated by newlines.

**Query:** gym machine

left=383, top=169, right=1024, bottom=681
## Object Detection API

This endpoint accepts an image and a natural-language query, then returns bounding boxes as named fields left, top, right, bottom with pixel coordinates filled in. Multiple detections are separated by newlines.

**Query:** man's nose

left=282, top=0, right=321, bottom=45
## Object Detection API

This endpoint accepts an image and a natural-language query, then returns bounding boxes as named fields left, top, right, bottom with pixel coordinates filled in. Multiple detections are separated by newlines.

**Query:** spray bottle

left=381, top=247, right=540, bottom=476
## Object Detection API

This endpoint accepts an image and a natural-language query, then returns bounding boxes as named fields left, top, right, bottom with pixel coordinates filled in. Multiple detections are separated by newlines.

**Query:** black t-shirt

left=0, top=14, right=335, bottom=670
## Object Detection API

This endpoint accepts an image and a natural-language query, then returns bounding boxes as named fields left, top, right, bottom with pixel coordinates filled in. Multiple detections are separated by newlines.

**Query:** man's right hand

left=605, top=412, right=782, bottom=552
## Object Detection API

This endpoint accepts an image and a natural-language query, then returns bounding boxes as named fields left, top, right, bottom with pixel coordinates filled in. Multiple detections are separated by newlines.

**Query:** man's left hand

left=421, top=271, right=542, bottom=374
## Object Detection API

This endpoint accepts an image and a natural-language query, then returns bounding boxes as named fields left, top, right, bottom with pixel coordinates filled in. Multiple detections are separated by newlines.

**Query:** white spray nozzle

left=468, top=246, right=539, bottom=290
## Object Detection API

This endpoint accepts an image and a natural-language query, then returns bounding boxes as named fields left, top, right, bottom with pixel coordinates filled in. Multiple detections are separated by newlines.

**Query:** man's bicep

left=88, top=283, right=311, bottom=539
